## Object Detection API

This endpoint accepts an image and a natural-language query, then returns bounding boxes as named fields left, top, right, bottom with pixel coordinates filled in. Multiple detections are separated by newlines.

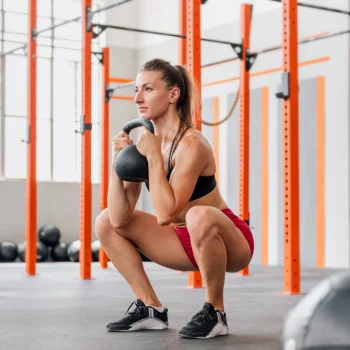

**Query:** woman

left=95, top=58, right=254, bottom=339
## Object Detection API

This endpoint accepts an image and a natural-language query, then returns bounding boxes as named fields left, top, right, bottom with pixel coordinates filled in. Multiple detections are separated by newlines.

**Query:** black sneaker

left=178, top=302, right=229, bottom=339
left=106, top=299, right=169, bottom=332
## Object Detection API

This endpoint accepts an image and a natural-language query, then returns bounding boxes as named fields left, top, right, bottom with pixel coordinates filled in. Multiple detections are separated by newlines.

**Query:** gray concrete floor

left=0, top=262, right=345, bottom=350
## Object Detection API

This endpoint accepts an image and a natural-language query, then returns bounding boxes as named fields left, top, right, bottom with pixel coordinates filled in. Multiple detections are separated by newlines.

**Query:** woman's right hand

left=112, top=131, right=133, bottom=160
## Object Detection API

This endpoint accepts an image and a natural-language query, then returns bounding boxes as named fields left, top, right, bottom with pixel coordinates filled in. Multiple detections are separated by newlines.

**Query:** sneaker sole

left=107, top=318, right=169, bottom=332
left=178, top=323, right=229, bottom=339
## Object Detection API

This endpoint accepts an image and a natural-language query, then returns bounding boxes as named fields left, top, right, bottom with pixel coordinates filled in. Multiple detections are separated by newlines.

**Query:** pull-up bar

left=35, top=0, right=134, bottom=37
left=1, top=0, right=135, bottom=57
left=92, top=24, right=242, bottom=50
left=203, top=27, right=350, bottom=68
left=266, top=0, right=350, bottom=16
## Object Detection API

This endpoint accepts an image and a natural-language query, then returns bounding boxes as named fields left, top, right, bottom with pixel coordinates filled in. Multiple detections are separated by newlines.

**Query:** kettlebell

left=114, top=118, right=155, bottom=182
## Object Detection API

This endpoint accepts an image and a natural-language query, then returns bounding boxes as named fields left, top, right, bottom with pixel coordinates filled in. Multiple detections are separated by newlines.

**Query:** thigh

left=186, top=206, right=253, bottom=273
left=116, top=209, right=198, bottom=272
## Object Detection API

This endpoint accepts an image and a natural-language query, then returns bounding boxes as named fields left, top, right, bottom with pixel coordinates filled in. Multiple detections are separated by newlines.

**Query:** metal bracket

left=276, top=72, right=290, bottom=99
left=92, top=51, right=103, bottom=65
left=21, top=125, right=30, bottom=144
left=246, top=52, right=258, bottom=71
left=231, top=43, right=243, bottom=59
left=86, top=7, right=93, bottom=32
left=92, top=24, right=107, bottom=39
left=75, top=115, right=92, bottom=134
left=31, top=28, right=37, bottom=41
left=105, top=85, right=114, bottom=103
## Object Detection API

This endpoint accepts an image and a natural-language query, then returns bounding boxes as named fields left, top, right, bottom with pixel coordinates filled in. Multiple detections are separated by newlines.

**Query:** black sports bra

left=145, top=156, right=217, bottom=201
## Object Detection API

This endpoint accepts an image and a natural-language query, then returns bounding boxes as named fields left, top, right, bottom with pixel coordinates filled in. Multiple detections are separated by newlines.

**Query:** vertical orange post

left=178, top=0, right=187, bottom=65
left=316, top=76, right=325, bottom=268
left=282, top=0, right=300, bottom=294
left=238, top=3, right=252, bottom=276
left=187, top=0, right=202, bottom=288
left=80, top=0, right=93, bottom=279
left=26, top=0, right=37, bottom=276
left=261, top=87, right=269, bottom=265
left=99, top=47, right=110, bottom=269
left=213, top=97, right=220, bottom=184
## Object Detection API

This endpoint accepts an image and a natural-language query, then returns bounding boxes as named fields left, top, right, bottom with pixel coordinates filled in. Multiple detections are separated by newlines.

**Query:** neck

left=152, top=109, right=181, bottom=145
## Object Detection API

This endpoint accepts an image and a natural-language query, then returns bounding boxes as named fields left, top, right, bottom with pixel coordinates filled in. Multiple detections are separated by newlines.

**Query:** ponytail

left=140, top=58, right=201, bottom=170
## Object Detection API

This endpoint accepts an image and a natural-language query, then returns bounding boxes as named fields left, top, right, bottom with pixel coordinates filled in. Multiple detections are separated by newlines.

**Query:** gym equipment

left=114, top=118, right=155, bottom=182
left=38, top=225, right=61, bottom=247
left=280, top=271, right=350, bottom=350
left=18, top=241, right=49, bottom=262
left=0, top=241, right=18, bottom=262
left=67, top=240, right=81, bottom=262
left=92, top=240, right=100, bottom=262
left=51, top=242, right=69, bottom=262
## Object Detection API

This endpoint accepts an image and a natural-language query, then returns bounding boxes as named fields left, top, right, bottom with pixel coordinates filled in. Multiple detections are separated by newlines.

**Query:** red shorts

left=174, top=208, right=254, bottom=269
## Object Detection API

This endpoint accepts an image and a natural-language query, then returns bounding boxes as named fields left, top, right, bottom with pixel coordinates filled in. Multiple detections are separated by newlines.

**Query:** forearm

left=107, top=168, right=132, bottom=227
left=147, top=153, right=176, bottom=224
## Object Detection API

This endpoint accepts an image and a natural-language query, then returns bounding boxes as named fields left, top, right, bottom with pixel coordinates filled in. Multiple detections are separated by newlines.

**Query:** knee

left=95, top=208, right=113, bottom=243
left=185, top=206, right=216, bottom=244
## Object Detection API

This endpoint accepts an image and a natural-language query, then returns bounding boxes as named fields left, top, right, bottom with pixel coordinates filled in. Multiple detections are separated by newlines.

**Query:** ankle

left=138, top=297, right=162, bottom=308
left=207, top=301, right=224, bottom=312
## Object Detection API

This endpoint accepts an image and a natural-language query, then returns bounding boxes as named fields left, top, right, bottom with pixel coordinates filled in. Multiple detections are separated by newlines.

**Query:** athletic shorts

left=174, top=208, right=254, bottom=269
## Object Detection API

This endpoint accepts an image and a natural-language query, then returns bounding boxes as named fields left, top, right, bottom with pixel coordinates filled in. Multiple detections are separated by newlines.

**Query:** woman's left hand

left=136, top=127, right=162, bottom=159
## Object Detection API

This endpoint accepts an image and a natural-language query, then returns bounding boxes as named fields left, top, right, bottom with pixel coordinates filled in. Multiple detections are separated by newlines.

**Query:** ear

left=169, top=87, right=181, bottom=104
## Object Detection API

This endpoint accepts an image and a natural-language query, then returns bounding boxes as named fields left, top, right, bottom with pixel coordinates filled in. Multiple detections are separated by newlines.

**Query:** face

left=134, top=70, right=180, bottom=120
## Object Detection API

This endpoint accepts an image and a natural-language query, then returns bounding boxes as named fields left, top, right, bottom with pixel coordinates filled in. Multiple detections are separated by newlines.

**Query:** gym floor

left=0, top=262, right=345, bottom=350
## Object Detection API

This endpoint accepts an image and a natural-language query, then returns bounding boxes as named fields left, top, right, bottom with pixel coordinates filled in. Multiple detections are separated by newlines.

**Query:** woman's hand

left=111, top=131, right=133, bottom=160
left=136, top=127, right=162, bottom=159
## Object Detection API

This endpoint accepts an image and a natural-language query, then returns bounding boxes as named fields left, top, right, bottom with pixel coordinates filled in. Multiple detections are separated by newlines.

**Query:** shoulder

left=172, top=128, right=214, bottom=173
left=177, top=128, right=212, bottom=156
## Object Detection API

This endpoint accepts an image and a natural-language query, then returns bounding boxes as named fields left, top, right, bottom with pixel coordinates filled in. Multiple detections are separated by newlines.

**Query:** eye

left=146, top=87, right=153, bottom=91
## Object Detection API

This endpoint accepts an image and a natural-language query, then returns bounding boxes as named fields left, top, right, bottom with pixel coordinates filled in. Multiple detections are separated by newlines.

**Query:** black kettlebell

left=114, top=118, right=155, bottom=182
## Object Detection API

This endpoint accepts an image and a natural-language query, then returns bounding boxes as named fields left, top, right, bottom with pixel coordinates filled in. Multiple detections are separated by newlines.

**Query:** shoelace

left=125, top=301, right=145, bottom=316
left=192, top=308, right=214, bottom=324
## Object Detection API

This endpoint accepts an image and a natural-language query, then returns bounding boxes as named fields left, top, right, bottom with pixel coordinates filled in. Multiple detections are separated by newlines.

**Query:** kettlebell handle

left=122, top=119, right=154, bottom=135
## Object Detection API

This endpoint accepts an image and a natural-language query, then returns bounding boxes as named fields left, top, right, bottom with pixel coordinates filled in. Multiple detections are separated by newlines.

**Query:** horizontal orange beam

left=202, top=56, right=330, bottom=88
left=109, top=77, right=133, bottom=83
left=111, top=96, right=134, bottom=101
left=108, top=56, right=330, bottom=100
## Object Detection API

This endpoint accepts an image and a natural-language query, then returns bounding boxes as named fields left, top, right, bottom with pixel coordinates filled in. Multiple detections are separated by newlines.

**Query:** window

left=5, top=55, right=26, bottom=116
left=54, top=0, right=81, bottom=20
left=4, top=13, right=27, bottom=34
left=1, top=0, right=103, bottom=182
left=37, top=58, right=51, bottom=120
left=3, top=0, right=27, bottom=13
left=4, top=116, right=26, bottom=179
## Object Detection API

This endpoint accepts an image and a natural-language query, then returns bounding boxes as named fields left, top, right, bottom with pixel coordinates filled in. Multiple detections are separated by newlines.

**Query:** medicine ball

left=18, top=241, right=49, bottom=262
left=0, top=241, right=18, bottom=262
left=67, top=240, right=80, bottom=262
left=280, top=271, right=350, bottom=350
left=51, top=242, right=69, bottom=262
left=38, top=225, right=61, bottom=247
left=92, top=240, right=100, bottom=262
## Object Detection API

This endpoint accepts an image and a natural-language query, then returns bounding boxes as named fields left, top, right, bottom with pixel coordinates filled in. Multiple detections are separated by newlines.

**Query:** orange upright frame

left=187, top=0, right=202, bottom=288
left=238, top=3, right=252, bottom=276
left=80, top=0, right=93, bottom=279
left=282, top=0, right=300, bottom=294
left=178, top=0, right=187, bottom=65
left=99, top=47, right=110, bottom=269
left=26, top=0, right=37, bottom=276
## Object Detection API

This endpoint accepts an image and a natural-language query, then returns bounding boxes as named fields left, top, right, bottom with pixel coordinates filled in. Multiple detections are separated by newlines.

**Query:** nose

left=134, top=90, right=143, bottom=104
